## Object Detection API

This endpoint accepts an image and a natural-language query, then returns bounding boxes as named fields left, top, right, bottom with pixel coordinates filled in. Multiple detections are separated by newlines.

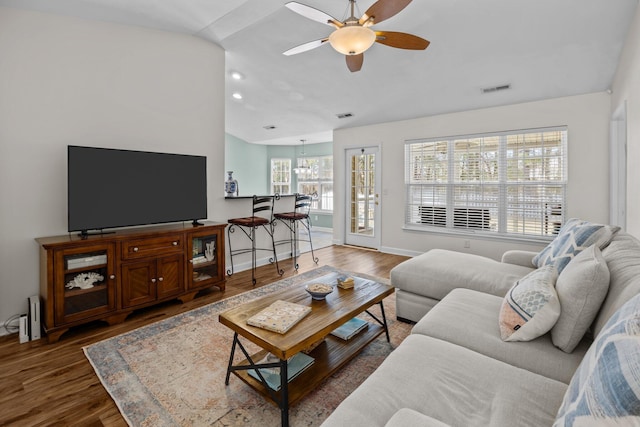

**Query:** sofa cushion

left=321, top=334, right=568, bottom=427
left=384, top=408, right=450, bottom=427
left=412, top=288, right=589, bottom=383
left=594, top=231, right=640, bottom=337
left=390, top=249, right=533, bottom=301
left=499, top=266, right=561, bottom=341
left=532, top=218, right=619, bottom=273
left=554, top=293, right=640, bottom=426
left=552, top=245, right=610, bottom=353
left=395, top=289, right=440, bottom=323
left=501, top=250, right=538, bottom=268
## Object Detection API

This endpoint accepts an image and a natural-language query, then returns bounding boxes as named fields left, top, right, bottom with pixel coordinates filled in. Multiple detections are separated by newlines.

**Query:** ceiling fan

left=283, top=0, right=430, bottom=72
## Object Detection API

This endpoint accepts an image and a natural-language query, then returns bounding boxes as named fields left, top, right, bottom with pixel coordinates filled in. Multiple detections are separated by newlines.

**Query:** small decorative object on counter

left=225, top=171, right=239, bottom=197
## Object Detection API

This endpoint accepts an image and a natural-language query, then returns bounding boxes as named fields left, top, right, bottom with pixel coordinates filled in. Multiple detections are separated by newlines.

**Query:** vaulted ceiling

left=1, top=0, right=637, bottom=145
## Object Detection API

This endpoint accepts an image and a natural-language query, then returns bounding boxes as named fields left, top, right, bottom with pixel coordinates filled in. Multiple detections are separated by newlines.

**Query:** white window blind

left=405, top=127, right=567, bottom=238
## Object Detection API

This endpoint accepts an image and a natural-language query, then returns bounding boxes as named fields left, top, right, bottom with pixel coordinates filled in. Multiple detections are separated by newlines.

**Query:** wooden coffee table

left=219, top=272, right=394, bottom=427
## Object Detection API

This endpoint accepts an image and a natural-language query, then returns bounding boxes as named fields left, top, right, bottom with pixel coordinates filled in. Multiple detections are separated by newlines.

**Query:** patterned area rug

left=84, top=265, right=411, bottom=427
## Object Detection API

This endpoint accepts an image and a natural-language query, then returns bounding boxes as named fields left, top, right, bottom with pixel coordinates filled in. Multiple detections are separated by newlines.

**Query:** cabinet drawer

left=121, top=234, right=183, bottom=260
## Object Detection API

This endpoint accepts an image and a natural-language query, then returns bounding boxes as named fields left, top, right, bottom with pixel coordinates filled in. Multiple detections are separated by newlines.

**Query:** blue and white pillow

left=553, top=293, right=640, bottom=426
left=499, top=265, right=561, bottom=342
left=533, top=218, right=620, bottom=273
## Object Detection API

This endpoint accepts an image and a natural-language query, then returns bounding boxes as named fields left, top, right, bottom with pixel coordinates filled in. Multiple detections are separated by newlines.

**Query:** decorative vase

left=225, top=171, right=239, bottom=197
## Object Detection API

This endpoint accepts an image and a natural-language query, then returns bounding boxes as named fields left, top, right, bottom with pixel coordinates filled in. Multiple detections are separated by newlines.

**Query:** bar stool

left=227, top=195, right=283, bottom=285
left=274, top=193, right=319, bottom=271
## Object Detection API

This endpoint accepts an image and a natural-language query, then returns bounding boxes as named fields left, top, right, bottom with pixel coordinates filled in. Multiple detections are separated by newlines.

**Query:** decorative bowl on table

left=305, top=283, right=334, bottom=300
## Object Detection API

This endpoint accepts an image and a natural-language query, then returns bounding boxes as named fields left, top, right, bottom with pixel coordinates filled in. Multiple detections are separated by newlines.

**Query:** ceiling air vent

left=263, top=125, right=276, bottom=130
left=336, top=112, right=354, bottom=119
left=481, top=84, right=511, bottom=94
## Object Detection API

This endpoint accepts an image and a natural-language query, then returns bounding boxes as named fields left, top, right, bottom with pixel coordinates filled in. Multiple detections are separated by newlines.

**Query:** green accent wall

left=224, top=133, right=268, bottom=196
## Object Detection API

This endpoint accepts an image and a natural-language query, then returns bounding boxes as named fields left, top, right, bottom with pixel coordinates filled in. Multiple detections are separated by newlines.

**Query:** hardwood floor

left=0, top=245, right=409, bottom=426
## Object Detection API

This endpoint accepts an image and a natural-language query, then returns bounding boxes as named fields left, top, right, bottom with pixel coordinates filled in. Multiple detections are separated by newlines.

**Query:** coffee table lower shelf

left=232, top=323, right=384, bottom=406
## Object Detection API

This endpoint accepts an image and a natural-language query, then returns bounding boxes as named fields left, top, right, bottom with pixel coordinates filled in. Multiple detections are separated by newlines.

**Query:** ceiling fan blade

left=285, top=2, right=343, bottom=27
left=360, top=0, right=412, bottom=26
left=375, top=31, right=430, bottom=50
left=283, top=38, right=329, bottom=56
left=346, top=54, right=364, bottom=72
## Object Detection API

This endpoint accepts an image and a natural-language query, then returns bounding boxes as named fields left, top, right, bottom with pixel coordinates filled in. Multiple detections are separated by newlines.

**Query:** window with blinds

left=405, top=127, right=567, bottom=238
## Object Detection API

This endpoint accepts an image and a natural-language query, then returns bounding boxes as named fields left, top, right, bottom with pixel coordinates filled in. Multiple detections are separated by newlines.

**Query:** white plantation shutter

left=405, top=127, right=567, bottom=239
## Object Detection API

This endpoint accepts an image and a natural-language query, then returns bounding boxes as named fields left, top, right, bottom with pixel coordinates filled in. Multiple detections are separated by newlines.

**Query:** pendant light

left=294, top=139, right=310, bottom=174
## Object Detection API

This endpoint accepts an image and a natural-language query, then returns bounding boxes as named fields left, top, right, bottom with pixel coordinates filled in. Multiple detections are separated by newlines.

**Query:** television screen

left=68, top=146, right=207, bottom=233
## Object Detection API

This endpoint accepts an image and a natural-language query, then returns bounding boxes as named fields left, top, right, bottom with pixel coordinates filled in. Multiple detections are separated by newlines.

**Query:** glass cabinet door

left=54, top=243, right=116, bottom=325
left=188, top=228, right=225, bottom=291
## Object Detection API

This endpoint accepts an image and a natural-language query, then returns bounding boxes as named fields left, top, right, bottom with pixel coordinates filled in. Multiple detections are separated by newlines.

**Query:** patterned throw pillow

left=499, top=266, right=561, bottom=342
left=533, top=218, right=620, bottom=273
left=554, top=293, right=640, bottom=426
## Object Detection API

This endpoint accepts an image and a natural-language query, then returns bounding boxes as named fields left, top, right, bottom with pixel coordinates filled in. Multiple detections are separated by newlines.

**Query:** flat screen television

left=68, top=145, right=207, bottom=235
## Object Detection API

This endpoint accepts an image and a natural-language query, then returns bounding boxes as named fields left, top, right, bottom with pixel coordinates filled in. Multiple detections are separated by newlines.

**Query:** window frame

left=404, top=126, right=568, bottom=243
left=270, top=158, right=292, bottom=195
left=296, top=155, right=333, bottom=212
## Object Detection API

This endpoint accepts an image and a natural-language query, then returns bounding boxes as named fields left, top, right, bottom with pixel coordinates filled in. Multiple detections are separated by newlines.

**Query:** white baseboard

left=379, top=246, right=422, bottom=257
left=227, top=228, right=334, bottom=274
left=226, top=250, right=298, bottom=274
left=310, top=226, right=332, bottom=233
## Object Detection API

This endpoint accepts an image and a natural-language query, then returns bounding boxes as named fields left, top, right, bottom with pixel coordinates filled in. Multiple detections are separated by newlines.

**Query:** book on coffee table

left=336, top=275, right=355, bottom=289
left=247, top=352, right=315, bottom=391
left=330, top=317, right=369, bottom=340
left=246, top=300, right=312, bottom=334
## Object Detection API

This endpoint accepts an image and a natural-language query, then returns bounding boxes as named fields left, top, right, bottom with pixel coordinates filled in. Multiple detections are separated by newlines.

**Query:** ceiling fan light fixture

left=328, top=25, right=376, bottom=55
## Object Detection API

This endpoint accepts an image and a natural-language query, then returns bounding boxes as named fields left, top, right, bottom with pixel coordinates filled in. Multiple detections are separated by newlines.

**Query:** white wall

left=334, top=92, right=612, bottom=260
left=611, top=4, right=640, bottom=235
left=0, top=8, right=225, bottom=331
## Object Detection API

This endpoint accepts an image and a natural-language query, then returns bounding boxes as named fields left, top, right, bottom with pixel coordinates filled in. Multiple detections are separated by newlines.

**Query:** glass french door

left=345, top=146, right=380, bottom=249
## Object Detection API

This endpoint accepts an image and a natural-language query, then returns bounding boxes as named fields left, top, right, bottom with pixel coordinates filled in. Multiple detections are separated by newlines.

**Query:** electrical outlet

left=314, top=215, right=318, bottom=221
left=464, top=240, right=470, bottom=248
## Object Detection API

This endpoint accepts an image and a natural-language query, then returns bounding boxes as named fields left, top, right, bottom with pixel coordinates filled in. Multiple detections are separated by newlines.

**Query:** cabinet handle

left=110, top=275, right=115, bottom=280
left=158, top=277, right=164, bottom=282
left=133, top=247, right=139, bottom=252
left=172, top=241, right=178, bottom=246
left=151, top=278, right=156, bottom=283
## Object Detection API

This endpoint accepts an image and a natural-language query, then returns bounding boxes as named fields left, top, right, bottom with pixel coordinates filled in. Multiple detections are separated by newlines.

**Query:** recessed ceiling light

left=231, top=71, right=244, bottom=80
left=232, top=92, right=243, bottom=100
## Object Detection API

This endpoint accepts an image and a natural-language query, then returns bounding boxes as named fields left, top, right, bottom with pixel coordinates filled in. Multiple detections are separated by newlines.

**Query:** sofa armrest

left=385, top=408, right=451, bottom=427
left=501, top=250, right=538, bottom=268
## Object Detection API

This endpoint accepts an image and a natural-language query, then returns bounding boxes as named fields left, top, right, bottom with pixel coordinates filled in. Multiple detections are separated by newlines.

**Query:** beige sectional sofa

left=321, top=226, right=640, bottom=426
